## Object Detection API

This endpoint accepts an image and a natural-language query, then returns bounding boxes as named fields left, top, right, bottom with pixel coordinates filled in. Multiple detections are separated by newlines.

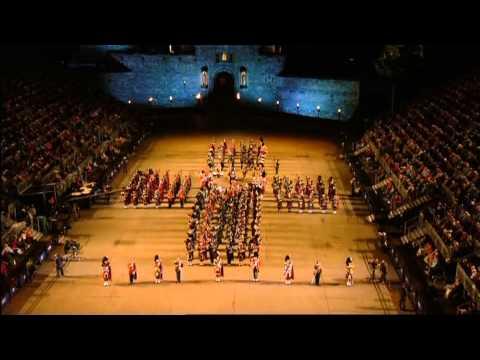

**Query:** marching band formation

left=103, top=136, right=356, bottom=288
left=121, top=169, right=192, bottom=208
left=99, top=254, right=356, bottom=287
left=272, top=172, right=340, bottom=214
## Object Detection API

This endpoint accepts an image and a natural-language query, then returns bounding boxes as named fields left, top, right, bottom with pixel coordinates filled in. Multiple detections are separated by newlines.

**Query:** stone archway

left=212, top=71, right=235, bottom=99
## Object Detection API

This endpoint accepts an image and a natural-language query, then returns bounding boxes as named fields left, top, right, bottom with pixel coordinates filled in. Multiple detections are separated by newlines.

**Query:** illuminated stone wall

left=100, top=45, right=359, bottom=120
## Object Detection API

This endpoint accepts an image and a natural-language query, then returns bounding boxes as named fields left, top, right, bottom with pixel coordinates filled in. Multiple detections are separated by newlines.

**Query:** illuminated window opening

left=201, top=66, right=208, bottom=88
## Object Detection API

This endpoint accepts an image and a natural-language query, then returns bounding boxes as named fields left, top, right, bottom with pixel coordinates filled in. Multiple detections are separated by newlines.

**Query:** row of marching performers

left=121, top=169, right=192, bottom=208
left=101, top=255, right=355, bottom=286
left=185, top=176, right=265, bottom=267
left=272, top=174, right=339, bottom=213
left=207, top=137, right=268, bottom=178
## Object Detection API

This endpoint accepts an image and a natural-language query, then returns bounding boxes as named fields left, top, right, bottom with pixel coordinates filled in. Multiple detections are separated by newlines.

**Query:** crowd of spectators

left=1, top=76, right=151, bottom=303
left=354, top=68, right=480, bottom=313
left=1, top=77, right=147, bottom=197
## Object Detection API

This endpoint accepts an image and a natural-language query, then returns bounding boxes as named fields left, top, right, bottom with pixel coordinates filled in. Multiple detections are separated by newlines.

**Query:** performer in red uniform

left=167, top=189, right=175, bottom=208
left=128, top=259, right=137, bottom=285
left=178, top=186, right=186, bottom=208
left=102, top=256, right=112, bottom=287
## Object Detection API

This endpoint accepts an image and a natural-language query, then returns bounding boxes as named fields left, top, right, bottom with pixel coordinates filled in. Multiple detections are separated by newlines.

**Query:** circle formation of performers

left=121, top=169, right=192, bottom=208
left=272, top=173, right=339, bottom=214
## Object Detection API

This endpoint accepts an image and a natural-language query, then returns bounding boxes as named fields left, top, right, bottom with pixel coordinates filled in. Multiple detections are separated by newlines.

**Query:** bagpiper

left=312, top=260, right=322, bottom=286
left=251, top=255, right=260, bottom=282
left=214, top=254, right=224, bottom=282
left=332, top=194, right=339, bottom=214
left=128, top=259, right=137, bottom=285
left=102, top=256, right=112, bottom=287
left=346, top=256, right=354, bottom=287
left=174, top=257, right=184, bottom=283
left=283, top=255, right=294, bottom=285
left=186, top=241, right=194, bottom=266
left=167, top=189, right=175, bottom=208
left=178, top=186, right=186, bottom=208
left=154, top=255, right=163, bottom=283
left=320, top=194, right=328, bottom=213
left=238, top=241, right=246, bottom=264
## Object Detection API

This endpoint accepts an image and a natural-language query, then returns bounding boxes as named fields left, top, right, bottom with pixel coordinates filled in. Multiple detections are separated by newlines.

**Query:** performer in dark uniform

left=187, top=241, right=194, bottom=266
left=238, top=241, right=246, bottom=264
left=379, top=260, right=388, bottom=284
left=174, top=257, right=184, bottom=283
left=251, top=255, right=260, bottom=282
left=226, top=243, right=234, bottom=265
left=312, top=260, right=322, bottom=285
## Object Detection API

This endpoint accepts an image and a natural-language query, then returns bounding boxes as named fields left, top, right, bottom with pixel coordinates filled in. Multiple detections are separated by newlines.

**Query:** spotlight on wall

left=257, top=97, right=262, bottom=103
left=236, top=92, right=241, bottom=100
left=196, top=93, right=201, bottom=100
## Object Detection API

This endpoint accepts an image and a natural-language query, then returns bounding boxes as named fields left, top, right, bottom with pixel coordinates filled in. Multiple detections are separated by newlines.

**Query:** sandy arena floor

left=4, top=131, right=402, bottom=314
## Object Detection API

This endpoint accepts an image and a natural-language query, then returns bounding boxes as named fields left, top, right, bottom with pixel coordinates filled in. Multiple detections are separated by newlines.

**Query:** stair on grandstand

left=387, top=195, right=431, bottom=220
left=372, top=177, right=391, bottom=191
left=353, top=145, right=369, bottom=156
left=400, top=226, right=427, bottom=245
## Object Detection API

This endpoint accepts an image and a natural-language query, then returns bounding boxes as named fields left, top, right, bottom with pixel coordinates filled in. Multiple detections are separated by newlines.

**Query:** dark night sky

left=1, top=43, right=479, bottom=81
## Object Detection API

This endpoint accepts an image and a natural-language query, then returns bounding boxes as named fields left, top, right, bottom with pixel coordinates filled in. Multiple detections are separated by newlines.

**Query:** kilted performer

left=187, top=241, right=194, bottom=266
left=154, top=255, right=163, bottom=284
left=178, top=187, right=186, bottom=208
left=175, top=257, right=184, bottom=283
left=226, top=243, right=234, bottom=265
left=346, top=256, right=354, bottom=287
left=214, top=255, right=224, bottom=282
left=283, top=255, right=294, bottom=285
left=102, top=256, right=112, bottom=287
left=251, top=255, right=260, bottom=282
left=128, top=259, right=137, bottom=285
left=312, top=260, right=322, bottom=285
left=238, top=242, right=246, bottom=264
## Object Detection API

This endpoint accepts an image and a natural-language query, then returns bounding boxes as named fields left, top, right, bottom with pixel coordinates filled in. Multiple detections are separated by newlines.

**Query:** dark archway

left=207, top=71, right=238, bottom=117
left=213, top=71, right=235, bottom=99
